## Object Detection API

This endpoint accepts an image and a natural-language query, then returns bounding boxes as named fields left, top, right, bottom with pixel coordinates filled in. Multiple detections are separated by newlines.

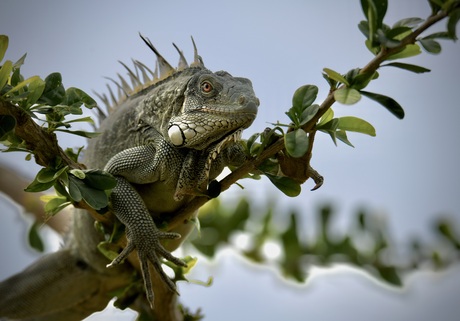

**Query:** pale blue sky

left=1, top=1, right=459, bottom=320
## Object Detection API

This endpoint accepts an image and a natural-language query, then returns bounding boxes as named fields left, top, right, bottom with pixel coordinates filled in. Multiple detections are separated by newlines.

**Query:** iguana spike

left=117, top=73, right=132, bottom=94
left=172, top=43, right=188, bottom=71
left=134, top=59, right=156, bottom=80
left=106, top=83, right=118, bottom=107
left=190, top=36, right=205, bottom=68
left=119, top=60, right=142, bottom=87
left=133, top=59, right=151, bottom=84
left=104, top=76, right=128, bottom=98
left=91, top=91, right=109, bottom=121
left=139, top=33, right=175, bottom=79
left=153, top=61, right=159, bottom=81
left=93, top=91, right=110, bottom=110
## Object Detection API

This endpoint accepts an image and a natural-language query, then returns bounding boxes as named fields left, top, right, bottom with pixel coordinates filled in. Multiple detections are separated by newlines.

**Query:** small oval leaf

left=292, top=85, right=318, bottom=110
left=334, top=87, right=361, bottom=105
left=28, top=221, right=44, bottom=252
left=419, top=38, right=441, bottom=54
left=323, top=68, right=350, bottom=86
left=337, top=116, right=376, bottom=136
left=266, top=174, right=301, bottom=197
left=360, top=90, right=405, bottom=119
left=284, top=129, right=309, bottom=158
left=0, top=35, right=8, bottom=62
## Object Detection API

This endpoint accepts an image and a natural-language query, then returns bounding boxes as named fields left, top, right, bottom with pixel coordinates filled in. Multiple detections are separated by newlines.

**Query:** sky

left=0, top=0, right=459, bottom=320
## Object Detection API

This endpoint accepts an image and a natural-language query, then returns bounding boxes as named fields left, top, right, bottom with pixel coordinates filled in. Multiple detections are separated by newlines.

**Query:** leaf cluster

left=0, top=35, right=97, bottom=142
left=0, top=35, right=115, bottom=214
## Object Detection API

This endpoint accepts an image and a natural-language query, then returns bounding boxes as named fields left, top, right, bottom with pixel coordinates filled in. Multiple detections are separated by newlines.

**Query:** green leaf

left=83, top=169, right=117, bottom=190
left=376, top=266, right=402, bottom=286
left=3, top=75, right=42, bottom=97
left=363, top=0, right=387, bottom=27
left=284, top=129, right=309, bottom=158
left=337, top=116, right=376, bottom=136
left=317, top=118, right=339, bottom=146
left=292, top=85, right=318, bottom=111
left=386, top=26, right=412, bottom=41
left=280, top=213, right=305, bottom=281
left=358, top=20, right=370, bottom=39
left=447, top=8, right=460, bottom=40
left=54, top=165, right=69, bottom=180
left=392, top=17, right=424, bottom=28
left=68, top=175, right=109, bottom=209
left=360, top=90, right=405, bottom=119
left=28, top=221, right=44, bottom=252
left=13, top=53, right=27, bottom=69
left=381, top=62, right=430, bottom=73
left=377, top=29, right=401, bottom=48
left=419, top=38, right=442, bottom=54
left=361, top=0, right=387, bottom=45
left=429, top=0, right=442, bottom=14
left=0, top=35, right=8, bottom=63
left=423, top=31, right=451, bottom=40
left=365, top=38, right=380, bottom=55
left=0, top=60, right=12, bottom=91
left=351, top=71, right=377, bottom=90
left=38, top=72, right=65, bottom=106
left=299, top=104, right=319, bottom=126
left=334, top=87, right=361, bottom=105
left=26, top=77, right=46, bottom=107
left=37, top=167, right=58, bottom=183
left=70, top=169, right=86, bottom=179
left=0, top=114, right=16, bottom=140
left=68, top=175, right=83, bottom=202
left=265, top=174, right=301, bottom=197
left=81, top=185, right=109, bottom=210
left=25, top=176, right=55, bottom=192
left=336, top=130, right=354, bottom=147
left=323, top=68, right=349, bottom=86
left=43, top=196, right=70, bottom=216
left=54, top=129, right=100, bottom=138
left=386, top=44, right=421, bottom=60
left=63, top=87, right=97, bottom=109
left=63, top=116, right=95, bottom=125
left=317, top=108, right=334, bottom=127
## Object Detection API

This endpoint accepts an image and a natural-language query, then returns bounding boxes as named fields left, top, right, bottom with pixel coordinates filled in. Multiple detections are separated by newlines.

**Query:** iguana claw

left=107, top=228, right=187, bottom=308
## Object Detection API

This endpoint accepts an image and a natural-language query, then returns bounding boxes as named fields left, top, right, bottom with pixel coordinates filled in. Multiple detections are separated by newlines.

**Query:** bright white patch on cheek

left=168, top=125, right=184, bottom=146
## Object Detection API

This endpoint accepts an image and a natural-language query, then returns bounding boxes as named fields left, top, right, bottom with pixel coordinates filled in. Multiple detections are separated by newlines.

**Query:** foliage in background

left=186, top=198, right=460, bottom=287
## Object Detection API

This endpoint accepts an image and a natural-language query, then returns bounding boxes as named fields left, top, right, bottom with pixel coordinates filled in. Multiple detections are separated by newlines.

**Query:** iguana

left=0, top=35, right=259, bottom=320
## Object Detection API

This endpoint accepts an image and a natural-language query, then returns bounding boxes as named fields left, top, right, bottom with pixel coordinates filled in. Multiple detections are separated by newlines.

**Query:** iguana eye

left=201, top=81, right=213, bottom=93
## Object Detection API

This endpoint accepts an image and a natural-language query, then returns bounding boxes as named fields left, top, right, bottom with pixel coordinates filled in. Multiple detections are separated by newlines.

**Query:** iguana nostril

left=239, top=96, right=246, bottom=105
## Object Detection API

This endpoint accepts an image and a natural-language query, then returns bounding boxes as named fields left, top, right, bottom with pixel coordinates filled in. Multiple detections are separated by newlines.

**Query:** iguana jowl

left=0, top=35, right=259, bottom=320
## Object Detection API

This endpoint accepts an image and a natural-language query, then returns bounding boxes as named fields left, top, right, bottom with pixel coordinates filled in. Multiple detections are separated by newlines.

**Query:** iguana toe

left=107, top=227, right=186, bottom=308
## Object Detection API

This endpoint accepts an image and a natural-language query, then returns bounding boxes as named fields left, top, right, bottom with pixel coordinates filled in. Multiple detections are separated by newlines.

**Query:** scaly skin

left=0, top=37, right=259, bottom=319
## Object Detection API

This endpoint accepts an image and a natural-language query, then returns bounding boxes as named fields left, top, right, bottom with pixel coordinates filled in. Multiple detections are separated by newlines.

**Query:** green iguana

left=0, top=35, right=259, bottom=320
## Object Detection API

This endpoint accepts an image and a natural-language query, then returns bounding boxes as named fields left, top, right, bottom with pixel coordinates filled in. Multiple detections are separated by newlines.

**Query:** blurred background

left=1, top=0, right=459, bottom=320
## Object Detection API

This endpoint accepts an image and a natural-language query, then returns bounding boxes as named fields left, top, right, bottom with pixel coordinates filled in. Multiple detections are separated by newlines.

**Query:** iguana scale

left=0, top=35, right=259, bottom=320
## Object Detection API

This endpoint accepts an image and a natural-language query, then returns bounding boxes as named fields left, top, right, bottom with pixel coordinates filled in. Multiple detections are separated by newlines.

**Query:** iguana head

left=99, top=35, right=259, bottom=152
left=167, top=69, right=259, bottom=150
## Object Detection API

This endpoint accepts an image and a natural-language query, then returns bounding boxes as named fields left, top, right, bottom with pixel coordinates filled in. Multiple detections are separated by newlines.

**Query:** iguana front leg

left=104, top=144, right=187, bottom=307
